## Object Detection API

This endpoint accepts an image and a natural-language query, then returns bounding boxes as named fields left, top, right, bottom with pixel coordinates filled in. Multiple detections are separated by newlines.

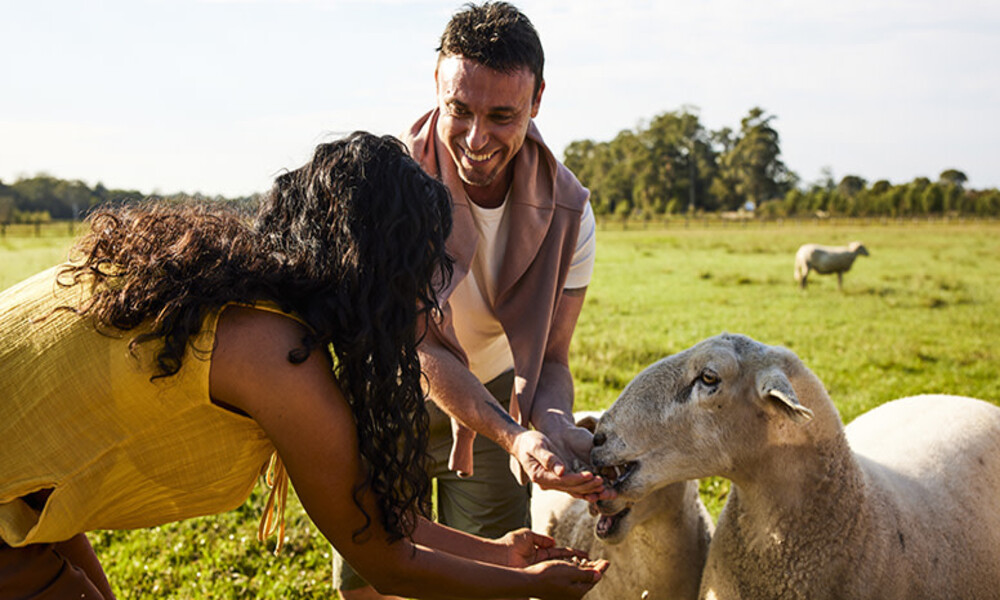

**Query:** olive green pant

left=332, top=369, right=531, bottom=591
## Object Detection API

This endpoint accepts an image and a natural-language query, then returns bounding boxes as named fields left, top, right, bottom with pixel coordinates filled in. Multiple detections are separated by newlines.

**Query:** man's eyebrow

left=445, top=98, right=519, bottom=114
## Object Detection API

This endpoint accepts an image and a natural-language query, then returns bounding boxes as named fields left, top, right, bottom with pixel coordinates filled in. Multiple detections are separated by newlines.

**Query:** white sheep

left=531, top=412, right=713, bottom=600
left=591, top=333, right=1000, bottom=600
left=793, top=241, right=868, bottom=289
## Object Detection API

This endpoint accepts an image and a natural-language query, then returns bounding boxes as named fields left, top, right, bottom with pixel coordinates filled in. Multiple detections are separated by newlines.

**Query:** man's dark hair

left=437, top=2, right=544, bottom=97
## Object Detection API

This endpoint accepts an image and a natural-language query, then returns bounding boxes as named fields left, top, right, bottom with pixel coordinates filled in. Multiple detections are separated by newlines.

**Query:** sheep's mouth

left=597, top=461, right=638, bottom=489
left=595, top=506, right=631, bottom=539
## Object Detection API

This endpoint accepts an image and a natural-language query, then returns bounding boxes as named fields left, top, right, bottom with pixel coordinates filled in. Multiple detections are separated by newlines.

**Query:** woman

left=0, top=133, right=607, bottom=599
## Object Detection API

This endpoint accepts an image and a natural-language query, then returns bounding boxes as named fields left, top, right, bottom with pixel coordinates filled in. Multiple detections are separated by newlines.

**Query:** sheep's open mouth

left=597, top=461, right=637, bottom=489
left=595, top=507, right=631, bottom=539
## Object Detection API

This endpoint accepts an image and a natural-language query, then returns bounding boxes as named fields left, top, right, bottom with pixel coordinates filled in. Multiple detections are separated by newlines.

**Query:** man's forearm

left=530, top=286, right=586, bottom=435
left=530, top=360, right=576, bottom=434
left=529, top=358, right=600, bottom=474
left=419, top=337, right=526, bottom=453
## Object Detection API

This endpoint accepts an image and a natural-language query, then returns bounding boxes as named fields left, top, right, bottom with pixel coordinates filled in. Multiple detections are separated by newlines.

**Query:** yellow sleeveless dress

left=0, top=266, right=288, bottom=547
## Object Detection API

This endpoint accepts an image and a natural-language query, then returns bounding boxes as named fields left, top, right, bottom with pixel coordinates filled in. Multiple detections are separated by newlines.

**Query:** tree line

left=562, top=106, right=1000, bottom=219
left=0, top=175, right=257, bottom=228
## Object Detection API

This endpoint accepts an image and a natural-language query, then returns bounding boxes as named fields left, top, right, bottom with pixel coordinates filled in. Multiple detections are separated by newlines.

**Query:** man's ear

left=531, top=79, right=545, bottom=118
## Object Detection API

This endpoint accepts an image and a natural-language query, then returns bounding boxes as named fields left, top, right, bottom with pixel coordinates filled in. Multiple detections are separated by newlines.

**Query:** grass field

left=2, top=220, right=998, bottom=598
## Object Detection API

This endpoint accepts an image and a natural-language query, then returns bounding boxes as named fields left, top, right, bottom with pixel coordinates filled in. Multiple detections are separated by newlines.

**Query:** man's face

left=435, top=55, right=543, bottom=205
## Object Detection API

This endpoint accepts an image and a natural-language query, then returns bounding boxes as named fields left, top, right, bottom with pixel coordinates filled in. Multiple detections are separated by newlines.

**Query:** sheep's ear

left=757, top=368, right=813, bottom=423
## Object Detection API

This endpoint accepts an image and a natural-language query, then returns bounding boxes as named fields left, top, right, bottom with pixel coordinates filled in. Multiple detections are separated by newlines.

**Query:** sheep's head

left=849, top=241, right=869, bottom=256
left=591, top=333, right=815, bottom=516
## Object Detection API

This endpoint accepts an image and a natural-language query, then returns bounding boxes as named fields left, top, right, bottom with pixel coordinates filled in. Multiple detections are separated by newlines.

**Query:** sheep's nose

left=593, top=432, right=607, bottom=447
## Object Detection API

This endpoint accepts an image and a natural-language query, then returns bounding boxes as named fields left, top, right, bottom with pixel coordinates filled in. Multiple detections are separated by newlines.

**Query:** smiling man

left=333, top=4, right=608, bottom=598
left=434, top=53, right=538, bottom=206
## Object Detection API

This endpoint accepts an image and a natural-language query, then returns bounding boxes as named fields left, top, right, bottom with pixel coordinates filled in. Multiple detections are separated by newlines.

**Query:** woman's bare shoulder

left=210, top=305, right=337, bottom=418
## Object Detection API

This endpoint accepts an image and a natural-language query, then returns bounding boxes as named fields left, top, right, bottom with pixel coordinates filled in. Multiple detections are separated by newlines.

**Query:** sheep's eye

left=698, top=370, right=720, bottom=386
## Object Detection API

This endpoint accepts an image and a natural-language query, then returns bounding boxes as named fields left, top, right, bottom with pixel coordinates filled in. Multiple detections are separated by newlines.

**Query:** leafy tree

left=921, top=184, right=945, bottom=214
left=602, top=129, right=644, bottom=217
left=870, top=180, right=892, bottom=195
left=885, top=186, right=906, bottom=217
left=782, top=188, right=806, bottom=216
left=713, top=107, right=795, bottom=210
left=0, top=194, right=14, bottom=225
left=639, top=107, right=717, bottom=213
left=939, top=169, right=968, bottom=188
left=972, top=189, right=1000, bottom=215
left=708, top=127, right=739, bottom=210
left=564, top=139, right=612, bottom=214
left=837, top=175, right=867, bottom=199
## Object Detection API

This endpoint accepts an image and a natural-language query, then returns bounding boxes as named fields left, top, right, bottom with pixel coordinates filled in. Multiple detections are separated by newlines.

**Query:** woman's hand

left=497, top=528, right=587, bottom=568
left=525, top=557, right=610, bottom=600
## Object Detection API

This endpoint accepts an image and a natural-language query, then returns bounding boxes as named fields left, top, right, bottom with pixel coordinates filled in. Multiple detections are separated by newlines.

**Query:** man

left=334, top=4, right=609, bottom=598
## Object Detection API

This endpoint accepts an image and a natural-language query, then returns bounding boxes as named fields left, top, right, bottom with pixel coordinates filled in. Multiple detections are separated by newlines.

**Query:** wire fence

left=0, top=221, right=85, bottom=239
left=2, top=215, right=998, bottom=239
left=596, top=214, right=1000, bottom=232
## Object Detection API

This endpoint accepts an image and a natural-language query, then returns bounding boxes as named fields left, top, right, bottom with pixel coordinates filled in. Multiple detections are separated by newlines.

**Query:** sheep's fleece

left=793, top=241, right=868, bottom=289
left=531, top=412, right=712, bottom=600
left=591, top=333, right=1000, bottom=600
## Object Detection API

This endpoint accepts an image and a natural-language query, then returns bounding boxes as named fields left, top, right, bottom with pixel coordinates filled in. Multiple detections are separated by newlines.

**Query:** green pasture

left=2, top=220, right=998, bottom=598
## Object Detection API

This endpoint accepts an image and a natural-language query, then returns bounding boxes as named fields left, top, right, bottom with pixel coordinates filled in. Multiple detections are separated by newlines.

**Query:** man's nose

left=465, top=118, right=489, bottom=151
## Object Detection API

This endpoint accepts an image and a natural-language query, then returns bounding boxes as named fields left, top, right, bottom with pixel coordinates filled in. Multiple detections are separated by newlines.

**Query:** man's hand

left=532, top=419, right=618, bottom=503
left=510, top=430, right=611, bottom=501
left=547, top=423, right=596, bottom=471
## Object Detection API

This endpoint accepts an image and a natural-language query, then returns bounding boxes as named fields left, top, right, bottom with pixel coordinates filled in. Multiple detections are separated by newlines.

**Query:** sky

left=2, top=0, right=999, bottom=197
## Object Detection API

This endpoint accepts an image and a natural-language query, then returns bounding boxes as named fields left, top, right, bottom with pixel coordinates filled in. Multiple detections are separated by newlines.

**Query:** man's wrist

left=533, top=408, right=575, bottom=436
left=485, top=401, right=530, bottom=453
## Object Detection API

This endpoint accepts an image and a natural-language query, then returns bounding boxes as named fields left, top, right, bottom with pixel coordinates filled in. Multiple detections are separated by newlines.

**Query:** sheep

left=590, top=333, right=1000, bottom=600
left=531, top=412, right=713, bottom=600
left=793, top=241, right=868, bottom=289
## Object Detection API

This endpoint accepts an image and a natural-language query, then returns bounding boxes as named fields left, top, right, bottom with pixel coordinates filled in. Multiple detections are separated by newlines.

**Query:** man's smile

left=461, top=148, right=499, bottom=164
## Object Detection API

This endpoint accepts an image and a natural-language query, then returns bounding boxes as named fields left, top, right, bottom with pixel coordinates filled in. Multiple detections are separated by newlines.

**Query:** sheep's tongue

left=596, top=514, right=616, bottom=537
left=595, top=507, right=630, bottom=538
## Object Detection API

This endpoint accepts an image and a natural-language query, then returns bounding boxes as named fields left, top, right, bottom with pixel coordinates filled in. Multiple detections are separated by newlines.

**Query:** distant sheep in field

left=591, top=333, right=1000, bottom=600
left=531, top=412, right=713, bottom=600
left=794, top=241, right=868, bottom=289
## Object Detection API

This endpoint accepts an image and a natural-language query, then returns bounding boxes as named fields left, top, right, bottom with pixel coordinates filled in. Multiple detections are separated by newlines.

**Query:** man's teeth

left=465, top=150, right=494, bottom=161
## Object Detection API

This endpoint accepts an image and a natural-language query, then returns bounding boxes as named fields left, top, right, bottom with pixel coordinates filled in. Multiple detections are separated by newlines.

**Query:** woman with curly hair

left=0, top=132, right=607, bottom=599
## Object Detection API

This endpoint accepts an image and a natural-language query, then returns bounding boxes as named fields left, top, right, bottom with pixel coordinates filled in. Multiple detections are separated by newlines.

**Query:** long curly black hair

left=58, top=132, right=453, bottom=542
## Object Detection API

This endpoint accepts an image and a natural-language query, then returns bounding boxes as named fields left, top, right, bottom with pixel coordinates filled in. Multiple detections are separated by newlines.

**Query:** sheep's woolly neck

left=703, top=367, right=883, bottom=599
left=702, top=364, right=1000, bottom=599
left=709, top=434, right=874, bottom=599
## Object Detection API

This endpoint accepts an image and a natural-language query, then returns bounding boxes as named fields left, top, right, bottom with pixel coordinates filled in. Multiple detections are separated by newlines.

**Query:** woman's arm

left=52, top=534, right=117, bottom=600
left=210, top=307, right=606, bottom=600
left=411, top=517, right=586, bottom=568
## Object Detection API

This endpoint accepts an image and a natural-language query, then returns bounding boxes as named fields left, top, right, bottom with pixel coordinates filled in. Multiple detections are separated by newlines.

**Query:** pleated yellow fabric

left=0, top=266, right=285, bottom=547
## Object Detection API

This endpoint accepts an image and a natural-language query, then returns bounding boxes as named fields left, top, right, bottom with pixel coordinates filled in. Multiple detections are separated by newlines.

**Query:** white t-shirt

left=451, top=197, right=596, bottom=383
